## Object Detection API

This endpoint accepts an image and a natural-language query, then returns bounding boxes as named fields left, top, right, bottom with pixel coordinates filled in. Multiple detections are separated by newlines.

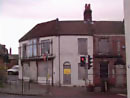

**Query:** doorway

left=63, top=62, right=71, bottom=85
left=100, top=61, right=109, bottom=92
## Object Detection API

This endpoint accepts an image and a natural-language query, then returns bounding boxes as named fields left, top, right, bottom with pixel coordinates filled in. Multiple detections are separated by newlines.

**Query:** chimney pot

left=85, top=4, right=88, bottom=9
left=84, top=3, right=92, bottom=22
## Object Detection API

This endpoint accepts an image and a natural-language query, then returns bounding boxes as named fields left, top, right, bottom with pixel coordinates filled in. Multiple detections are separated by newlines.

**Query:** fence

left=0, top=75, right=51, bottom=95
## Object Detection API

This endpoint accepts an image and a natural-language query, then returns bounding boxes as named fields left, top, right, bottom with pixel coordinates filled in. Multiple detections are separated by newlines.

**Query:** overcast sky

left=0, top=0, right=124, bottom=54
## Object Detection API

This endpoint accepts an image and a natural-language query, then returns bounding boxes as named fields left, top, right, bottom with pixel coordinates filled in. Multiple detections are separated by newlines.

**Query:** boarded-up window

left=38, top=61, right=52, bottom=77
left=117, top=40, right=121, bottom=55
left=23, top=63, right=30, bottom=77
left=78, top=63, right=85, bottom=80
left=78, top=38, right=88, bottom=55
left=98, top=38, right=109, bottom=55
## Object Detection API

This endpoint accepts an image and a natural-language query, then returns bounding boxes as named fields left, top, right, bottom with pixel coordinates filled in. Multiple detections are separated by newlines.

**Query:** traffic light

left=88, top=55, right=93, bottom=69
left=80, top=56, right=86, bottom=67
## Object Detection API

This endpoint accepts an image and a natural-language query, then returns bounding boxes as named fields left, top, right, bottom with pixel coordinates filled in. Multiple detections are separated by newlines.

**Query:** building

left=93, top=22, right=126, bottom=89
left=8, top=54, right=18, bottom=69
left=19, top=4, right=126, bottom=87
left=0, top=44, right=8, bottom=67
left=124, top=0, right=130, bottom=97
left=18, top=19, right=94, bottom=86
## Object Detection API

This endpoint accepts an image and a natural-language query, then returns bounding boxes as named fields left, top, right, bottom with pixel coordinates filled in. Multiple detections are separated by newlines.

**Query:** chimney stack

left=84, top=4, right=92, bottom=22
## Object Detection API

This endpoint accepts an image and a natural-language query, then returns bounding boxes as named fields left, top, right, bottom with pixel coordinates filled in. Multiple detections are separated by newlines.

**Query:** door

left=63, top=62, right=71, bottom=85
left=115, top=64, right=125, bottom=87
left=100, top=61, right=108, bottom=79
left=100, top=61, right=109, bottom=92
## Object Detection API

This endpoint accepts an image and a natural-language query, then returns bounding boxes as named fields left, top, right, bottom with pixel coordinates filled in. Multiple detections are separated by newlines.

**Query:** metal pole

left=22, top=63, right=24, bottom=95
left=85, top=63, right=88, bottom=90
left=58, top=36, right=61, bottom=86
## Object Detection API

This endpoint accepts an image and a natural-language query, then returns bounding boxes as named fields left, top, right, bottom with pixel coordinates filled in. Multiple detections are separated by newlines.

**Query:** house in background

left=18, top=4, right=126, bottom=88
left=7, top=48, right=18, bottom=69
left=8, top=55, right=18, bottom=69
left=0, top=45, right=18, bottom=69
left=0, top=44, right=8, bottom=67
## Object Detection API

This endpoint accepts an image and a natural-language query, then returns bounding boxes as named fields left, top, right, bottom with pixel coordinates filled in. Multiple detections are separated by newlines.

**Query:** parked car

left=7, top=65, right=19, bottom=75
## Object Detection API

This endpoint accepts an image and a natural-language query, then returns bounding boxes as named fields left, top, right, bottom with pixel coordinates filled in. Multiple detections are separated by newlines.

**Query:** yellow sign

left=64, top=69, right=71, bottom=74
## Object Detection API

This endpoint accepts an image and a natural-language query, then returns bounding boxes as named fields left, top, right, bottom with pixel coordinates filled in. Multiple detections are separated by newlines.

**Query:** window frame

left=41, top=39, right=51, bottom=55
left=78, top=38, right=88, bottom=55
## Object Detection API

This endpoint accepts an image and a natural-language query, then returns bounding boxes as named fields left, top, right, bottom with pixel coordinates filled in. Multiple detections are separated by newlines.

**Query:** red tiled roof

left=93, top=21, right=124, bottom=35
left=19, top=19, right=59, bottom=42
left=19, top=19, right=124, bottom=42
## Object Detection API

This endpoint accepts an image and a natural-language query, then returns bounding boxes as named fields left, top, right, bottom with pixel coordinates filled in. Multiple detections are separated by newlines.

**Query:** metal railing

left=19, top=42, right=53, bottom=60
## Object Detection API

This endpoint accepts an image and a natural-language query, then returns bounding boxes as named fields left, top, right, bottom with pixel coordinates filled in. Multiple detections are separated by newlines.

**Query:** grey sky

left=0, top=0, right=124, bottom=54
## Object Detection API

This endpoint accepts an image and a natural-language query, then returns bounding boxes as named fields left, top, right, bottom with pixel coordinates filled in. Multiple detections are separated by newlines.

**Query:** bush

left=87, top=84, right=94, bottom=92
left=0, top=65, right=7, bottom=87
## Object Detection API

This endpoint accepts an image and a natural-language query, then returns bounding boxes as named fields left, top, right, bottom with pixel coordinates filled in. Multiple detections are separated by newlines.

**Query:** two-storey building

left=93, top=21, right=126, bottom=89
left=19, top=4, right=126, bottom=87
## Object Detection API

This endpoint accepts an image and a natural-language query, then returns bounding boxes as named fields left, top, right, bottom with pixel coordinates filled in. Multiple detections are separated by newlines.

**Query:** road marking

left=117, top=94, right=127, bottom=97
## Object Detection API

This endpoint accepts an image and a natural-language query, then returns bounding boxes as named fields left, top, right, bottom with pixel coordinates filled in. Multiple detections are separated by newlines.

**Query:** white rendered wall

left=124, top=0, right=130, bottom=97
left=39, top=36, right=60, bottom=85
left=60, top=36, right=93, bottom=86
left=19, top=35, right=93, bottom=86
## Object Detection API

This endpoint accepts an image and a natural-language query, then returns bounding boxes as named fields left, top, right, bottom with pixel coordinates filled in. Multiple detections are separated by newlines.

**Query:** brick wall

left=93, top=35, right=126, bottom=87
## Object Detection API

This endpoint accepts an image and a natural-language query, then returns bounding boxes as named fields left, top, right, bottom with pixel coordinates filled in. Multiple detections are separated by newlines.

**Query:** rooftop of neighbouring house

left=9, top=54, right=19, bottom=60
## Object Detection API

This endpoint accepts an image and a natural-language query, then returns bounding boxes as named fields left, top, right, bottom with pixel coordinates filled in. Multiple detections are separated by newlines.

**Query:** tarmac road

left=0, top=75, right=126, bottom=98
left=0, top=93, right=127, bottom=98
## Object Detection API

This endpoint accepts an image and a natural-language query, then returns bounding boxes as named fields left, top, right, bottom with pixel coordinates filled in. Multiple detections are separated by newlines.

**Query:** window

left=98, top=38, right=109, bottom=55
left=78, top=63, right=85, bottom=80
left=117, top=40, right=121, bottom=55
left=27, top=39, right=37, bottom=57
left=41, top=40, right=51, bottom=55
left=22, top=44, right=27, bottom=58
left=78, top=38, right=88, bottom=55
left=33, top=39, right=37, bottom=56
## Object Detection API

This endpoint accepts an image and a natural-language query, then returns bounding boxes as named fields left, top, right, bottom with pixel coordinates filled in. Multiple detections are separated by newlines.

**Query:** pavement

left=0, top=79, right=127, bottom=97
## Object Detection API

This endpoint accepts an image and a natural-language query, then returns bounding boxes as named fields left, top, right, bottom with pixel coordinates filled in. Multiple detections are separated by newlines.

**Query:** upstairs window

left=98, top=38, right=110, bottom=55
left=78, top=38, right=88, bottom=55
left=22, top=44, right=27, bottom=58
left=117, top=40, right=121, bottom=55
left=41, top=40, right=51, bottom=55
left=28, top=39, right=37, bottom=57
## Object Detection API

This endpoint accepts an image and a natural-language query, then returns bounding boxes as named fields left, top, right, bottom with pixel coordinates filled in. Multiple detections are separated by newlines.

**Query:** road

left=0, top=93, right=127, bottom=98
left=0, top=75, right=126, bottom=98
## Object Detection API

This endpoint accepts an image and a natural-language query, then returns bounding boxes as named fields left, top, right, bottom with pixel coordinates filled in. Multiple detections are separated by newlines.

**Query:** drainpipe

left=36, top=61, right=38, bottom=82
left=21, top=61, right=24, bottom=95
left=52, top=60, right=54, bottom=86
left=58, top=36, right=61, bottom=86
left=51, top=39, right=54, bottom=86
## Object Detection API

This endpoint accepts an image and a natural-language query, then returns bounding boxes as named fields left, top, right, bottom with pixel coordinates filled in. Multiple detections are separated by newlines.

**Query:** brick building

left=93, top=22, right=126, bottom=89
left=0, top=44, right=8, bottom=67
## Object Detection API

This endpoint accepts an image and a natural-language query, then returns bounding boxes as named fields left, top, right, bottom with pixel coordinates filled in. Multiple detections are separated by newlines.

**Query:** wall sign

left=63, top=61, right=71, bottom=74
left=64, top=69, right=71, bottom=74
